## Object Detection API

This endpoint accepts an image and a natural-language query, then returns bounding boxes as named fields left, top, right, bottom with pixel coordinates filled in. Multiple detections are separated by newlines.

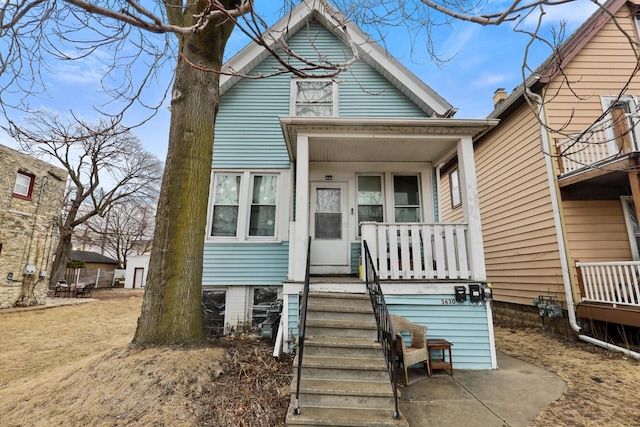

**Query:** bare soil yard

left=0, top=289, right=638, bottom=426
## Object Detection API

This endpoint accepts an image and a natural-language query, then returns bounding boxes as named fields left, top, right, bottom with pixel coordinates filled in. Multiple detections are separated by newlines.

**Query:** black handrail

left=363, top=240, right=400, bottom=420
left=293, top=236, right=312, bottom=415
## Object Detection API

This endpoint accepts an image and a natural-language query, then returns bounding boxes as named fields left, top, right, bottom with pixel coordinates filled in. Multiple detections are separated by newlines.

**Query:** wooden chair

left=74, top=282, right=95, bottom=298
left=390, top=314, right=430, bottom=386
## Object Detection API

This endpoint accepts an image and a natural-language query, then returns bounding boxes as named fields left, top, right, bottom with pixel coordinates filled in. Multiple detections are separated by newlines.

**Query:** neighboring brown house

left=0, top=144, right=67, bottom=308
left=441, top=0, right=640, bottom=332
left=68, top=250, right=119, bottom=288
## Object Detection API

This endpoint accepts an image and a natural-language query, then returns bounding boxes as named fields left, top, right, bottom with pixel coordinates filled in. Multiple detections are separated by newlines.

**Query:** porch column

left=457, top=136, right=486, bottom=281
left=293, top=134, right=310, bottom=281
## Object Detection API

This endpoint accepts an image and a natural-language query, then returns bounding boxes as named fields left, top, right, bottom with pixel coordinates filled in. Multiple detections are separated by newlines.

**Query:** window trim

left=290, top=78, right=338, bottom=117
left=621, top=196, right=640, bottom=261
left=13, top=171, right=35, bottom=200
left=449, top=168, right=462, bottom=209
left=600, top=95, right=640, bottom=153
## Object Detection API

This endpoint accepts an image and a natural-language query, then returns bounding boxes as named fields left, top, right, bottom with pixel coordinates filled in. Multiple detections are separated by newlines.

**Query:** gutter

left=529, top=88, right=640, bottom=361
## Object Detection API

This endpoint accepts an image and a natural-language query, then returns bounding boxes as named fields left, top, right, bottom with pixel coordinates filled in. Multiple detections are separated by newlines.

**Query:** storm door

left=310, top=182, right=349, bottom=273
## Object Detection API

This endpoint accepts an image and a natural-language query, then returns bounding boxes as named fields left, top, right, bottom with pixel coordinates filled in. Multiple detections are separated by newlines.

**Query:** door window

left=315, top=188, right=342, bottom=239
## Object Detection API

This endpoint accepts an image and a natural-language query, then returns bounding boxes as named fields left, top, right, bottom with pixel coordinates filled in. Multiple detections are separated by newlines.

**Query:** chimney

left=493, top=88, right=508, bottom=108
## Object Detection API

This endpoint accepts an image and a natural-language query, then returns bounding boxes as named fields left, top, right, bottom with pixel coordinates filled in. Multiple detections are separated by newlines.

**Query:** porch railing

left=555, top=112, right=639, bottom=176
left=361, top=222, right=470, bottom=280
left=363, top=240, right=400, bottom=420
left=576, top=261, right=640, bottom=307
left=293, top=236, right=311, bottom=416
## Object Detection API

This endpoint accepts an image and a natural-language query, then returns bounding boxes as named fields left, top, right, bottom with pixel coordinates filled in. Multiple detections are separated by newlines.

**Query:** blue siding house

left=204, top=0, right=498, bottom=371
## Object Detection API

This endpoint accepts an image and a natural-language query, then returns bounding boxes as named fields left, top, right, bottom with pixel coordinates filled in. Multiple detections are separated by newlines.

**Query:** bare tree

left=2, top=0, right=636, bottom=346
left=8, top=110, right=163, bottom=288
left=83, top=200, right=156, bottom=268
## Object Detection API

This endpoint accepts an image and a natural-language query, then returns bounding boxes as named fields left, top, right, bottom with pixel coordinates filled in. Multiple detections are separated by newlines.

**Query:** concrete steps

left=286, top=291, right=408, bottom=427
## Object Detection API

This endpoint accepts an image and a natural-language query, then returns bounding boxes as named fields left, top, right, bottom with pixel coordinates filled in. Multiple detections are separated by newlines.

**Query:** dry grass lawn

left=0, top=289, right=291, bottom=427
left=1, top=289, right=639, bottom=426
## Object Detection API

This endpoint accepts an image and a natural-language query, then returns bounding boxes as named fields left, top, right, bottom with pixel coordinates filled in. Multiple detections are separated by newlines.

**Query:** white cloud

left=471, top=71, right=512, bottom=89
left=439, top=24, right=479, bottom=60
left=50, top=50, right=110, bottom=86
left=519, top=1, right=600, bottom=30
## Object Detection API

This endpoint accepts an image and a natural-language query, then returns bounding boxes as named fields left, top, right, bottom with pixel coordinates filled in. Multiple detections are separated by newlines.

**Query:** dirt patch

left=494, top=325, right=640, bottom=427
left=2, top=289, right=639, bottom=426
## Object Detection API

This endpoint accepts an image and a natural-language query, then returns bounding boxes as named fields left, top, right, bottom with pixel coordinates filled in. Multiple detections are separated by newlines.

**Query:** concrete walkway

left=399, top=351, right=566, bottom=426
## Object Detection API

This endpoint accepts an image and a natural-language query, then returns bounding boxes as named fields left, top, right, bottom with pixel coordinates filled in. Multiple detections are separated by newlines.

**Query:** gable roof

left=220, top=0, right=455, bottom=118
left=70, top=250, right=119, bottom=264
left=487, top=0, right=630, bottom=121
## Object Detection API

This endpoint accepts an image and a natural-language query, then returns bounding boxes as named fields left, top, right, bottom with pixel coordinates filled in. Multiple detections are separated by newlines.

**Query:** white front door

left=310, top=182, right=349, bottom=273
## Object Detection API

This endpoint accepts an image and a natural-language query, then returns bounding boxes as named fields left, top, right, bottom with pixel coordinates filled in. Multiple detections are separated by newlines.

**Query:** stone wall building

left=0, top=144, right=67, bottom=308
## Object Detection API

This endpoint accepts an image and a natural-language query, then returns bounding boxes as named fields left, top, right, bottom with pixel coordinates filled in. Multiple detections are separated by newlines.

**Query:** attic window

left=292, top=79, right=337, bottom=116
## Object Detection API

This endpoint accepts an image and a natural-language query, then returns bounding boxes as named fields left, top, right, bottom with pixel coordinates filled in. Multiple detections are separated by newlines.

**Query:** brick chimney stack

left=493, top=88, right=508, bottom=108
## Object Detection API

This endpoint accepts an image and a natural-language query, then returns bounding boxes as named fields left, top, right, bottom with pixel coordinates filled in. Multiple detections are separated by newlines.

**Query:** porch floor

left=577, top=302, right=640, bottom=328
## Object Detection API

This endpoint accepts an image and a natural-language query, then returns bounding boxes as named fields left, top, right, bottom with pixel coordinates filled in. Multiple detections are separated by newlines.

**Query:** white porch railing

left=555, top=112, right=639, bottom=175
left=361, top=222, right=470, bottom=281
left=576, top=261, right=640, bottom=307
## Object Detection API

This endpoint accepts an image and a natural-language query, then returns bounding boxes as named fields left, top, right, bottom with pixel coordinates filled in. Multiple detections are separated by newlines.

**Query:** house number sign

left=441, top=298, right=456, bottom=305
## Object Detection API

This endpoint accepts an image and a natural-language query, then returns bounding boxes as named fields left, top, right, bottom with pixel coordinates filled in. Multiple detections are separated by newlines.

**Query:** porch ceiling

left=280, top=117, right=498, bottom=163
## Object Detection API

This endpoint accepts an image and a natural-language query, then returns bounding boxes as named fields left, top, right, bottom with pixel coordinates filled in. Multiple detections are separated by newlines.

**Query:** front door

left=310, top=182, right=349, bottom=274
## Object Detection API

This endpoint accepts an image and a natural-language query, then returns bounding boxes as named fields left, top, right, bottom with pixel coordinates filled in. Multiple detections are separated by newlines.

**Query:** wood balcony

left=555, top=109, right=639, bottom=178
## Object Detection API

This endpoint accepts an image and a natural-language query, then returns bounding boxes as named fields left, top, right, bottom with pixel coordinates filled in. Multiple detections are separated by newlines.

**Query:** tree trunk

left=132, top=14, right=235, bottom=347
left=49, top=228, right=73, bottom=286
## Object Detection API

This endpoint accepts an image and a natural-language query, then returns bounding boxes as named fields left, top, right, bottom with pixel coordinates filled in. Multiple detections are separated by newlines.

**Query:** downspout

left=529, top=88, right=640, bottom=361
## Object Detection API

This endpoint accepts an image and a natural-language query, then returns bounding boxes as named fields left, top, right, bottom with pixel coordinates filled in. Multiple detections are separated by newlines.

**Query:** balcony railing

left=576, top=261, right=640, bottom=307
left=361, top=222, right=470, bottom=281
left=555, top=111, right=639, bottom=176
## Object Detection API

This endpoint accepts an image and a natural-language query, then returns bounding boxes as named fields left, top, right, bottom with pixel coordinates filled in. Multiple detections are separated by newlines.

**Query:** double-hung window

left=13, top=171, right=35, bottom=200
left=292, top=79, right=337, bottom=116
left=393, top=175, right=421, bottom=222
left=211, top=174, right=241, bottom=237
left=210, top=172, right=279, bottom=239
left=357, top=175, right=384, bottom=234
left=449, top=168, right=461, bottom=209
left=249, top=175, right=278, bottom=237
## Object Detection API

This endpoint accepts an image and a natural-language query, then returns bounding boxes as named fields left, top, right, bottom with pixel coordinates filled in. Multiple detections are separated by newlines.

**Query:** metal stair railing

left=363, top=240, right=400, bottom=420
left=293, top=236, right=311, bottom=415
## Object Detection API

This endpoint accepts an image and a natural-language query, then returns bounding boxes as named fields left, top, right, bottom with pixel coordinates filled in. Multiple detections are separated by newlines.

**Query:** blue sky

left=0, top=1, right=600, bottom=160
